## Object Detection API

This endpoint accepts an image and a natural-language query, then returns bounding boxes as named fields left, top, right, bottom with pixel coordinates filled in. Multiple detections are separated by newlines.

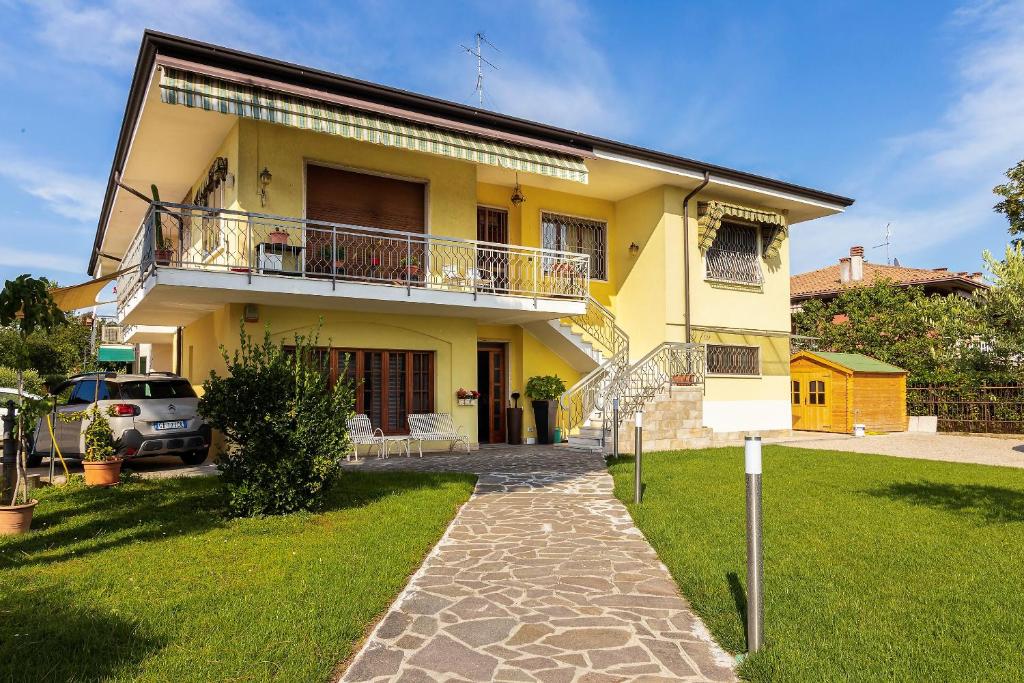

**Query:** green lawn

left=610, top=446, right=1024, bottom=682
left=0, top=471, right=474, bottom=682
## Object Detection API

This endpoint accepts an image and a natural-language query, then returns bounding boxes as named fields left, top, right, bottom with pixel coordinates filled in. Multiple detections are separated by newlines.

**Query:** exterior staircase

left=549, top=296, right=708, bottom=453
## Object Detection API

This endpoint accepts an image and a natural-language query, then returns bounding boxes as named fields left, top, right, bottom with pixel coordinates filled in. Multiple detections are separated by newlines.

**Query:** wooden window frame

left=338, top=348, right=435, bottom=435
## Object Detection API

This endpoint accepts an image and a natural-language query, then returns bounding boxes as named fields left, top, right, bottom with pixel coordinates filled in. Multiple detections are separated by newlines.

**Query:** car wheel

left=180, top=450, right=208, bottom=466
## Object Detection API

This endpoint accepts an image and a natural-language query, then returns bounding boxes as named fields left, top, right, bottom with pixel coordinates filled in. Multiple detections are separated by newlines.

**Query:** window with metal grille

left=706, top=344, right=760, bottom=376
left=705, top=222, right=763, bottom=284
left=541, top=212, right=606, bottom=280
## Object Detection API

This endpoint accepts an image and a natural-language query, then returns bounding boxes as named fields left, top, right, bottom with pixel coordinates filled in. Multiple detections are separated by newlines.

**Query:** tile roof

left=791, top=262, right=987, bottom=299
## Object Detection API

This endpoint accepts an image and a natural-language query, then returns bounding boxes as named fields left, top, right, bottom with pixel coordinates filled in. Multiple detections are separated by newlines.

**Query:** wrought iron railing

left=559, top=297, right=630, bottom=432
left=117, top=203, right=590, bottom=314
left=616, top=342, right=706, bottom=416
left=705, top=247, right=763, bottom=285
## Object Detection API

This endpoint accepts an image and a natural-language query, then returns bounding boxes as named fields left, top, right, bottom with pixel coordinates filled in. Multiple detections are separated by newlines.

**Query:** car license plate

left=154, top=420, right=186, bottom=431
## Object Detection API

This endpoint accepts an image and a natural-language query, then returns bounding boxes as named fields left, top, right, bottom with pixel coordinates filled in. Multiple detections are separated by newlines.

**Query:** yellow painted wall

left=697, top=330, right=789, bottom=401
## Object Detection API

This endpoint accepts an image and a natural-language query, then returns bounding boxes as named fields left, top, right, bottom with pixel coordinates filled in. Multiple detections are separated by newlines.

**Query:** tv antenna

left=872, top=223, right=893, bottom=265
left=461, top=32, right=499, bottom=107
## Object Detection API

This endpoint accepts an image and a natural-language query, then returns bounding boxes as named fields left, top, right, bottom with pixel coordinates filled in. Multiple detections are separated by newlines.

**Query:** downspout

left=682, top=171, right=710, bottom=343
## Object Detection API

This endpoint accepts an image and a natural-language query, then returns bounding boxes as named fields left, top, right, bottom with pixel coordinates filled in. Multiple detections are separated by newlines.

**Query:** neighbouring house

left=89, top=31, right=853, bottom=451
left=790, top=351, right=908, bottom=433
left=791, top=245, right=988, bottom=312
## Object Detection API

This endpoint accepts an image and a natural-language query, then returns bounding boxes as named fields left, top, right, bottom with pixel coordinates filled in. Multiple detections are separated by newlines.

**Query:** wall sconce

left=258, top=167, right=273, bottom=207
left=510, top=172, right=526, bottom=207
left=628, top=241, right=640, bottom=255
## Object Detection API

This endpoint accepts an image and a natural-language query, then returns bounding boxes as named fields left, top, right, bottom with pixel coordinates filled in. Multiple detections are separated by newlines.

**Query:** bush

left=0, top=366, right=44, bottom=396
left=199, top=322, right=353, bottom=517
left=525, top=375, right=566, bottom=401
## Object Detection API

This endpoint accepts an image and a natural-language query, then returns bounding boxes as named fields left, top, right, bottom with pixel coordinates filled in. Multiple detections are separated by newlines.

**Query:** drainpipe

left=682, top=172, right=710, bottom=343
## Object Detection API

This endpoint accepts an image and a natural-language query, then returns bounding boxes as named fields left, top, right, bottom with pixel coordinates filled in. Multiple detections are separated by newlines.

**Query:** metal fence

left=907, top=385, right=1024, bottom=434
left=117, top=202, right=591, bottom=314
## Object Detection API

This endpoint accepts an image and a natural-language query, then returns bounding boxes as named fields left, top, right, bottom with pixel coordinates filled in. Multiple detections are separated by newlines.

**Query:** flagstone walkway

left=338, top=446, right=735, bottom=682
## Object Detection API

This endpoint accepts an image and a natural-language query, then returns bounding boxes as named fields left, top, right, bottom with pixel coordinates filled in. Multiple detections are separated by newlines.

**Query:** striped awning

left=697, top=201, right=788, bottom=259
left=158, top=66, right=589, bottom=184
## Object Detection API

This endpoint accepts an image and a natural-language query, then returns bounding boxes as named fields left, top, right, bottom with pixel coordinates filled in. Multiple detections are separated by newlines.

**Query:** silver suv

left=31, top=372, right=211, bottom=466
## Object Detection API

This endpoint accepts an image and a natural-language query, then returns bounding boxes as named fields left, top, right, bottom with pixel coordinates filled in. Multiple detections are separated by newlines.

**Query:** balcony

left=116, top=203, right=590, bottom=326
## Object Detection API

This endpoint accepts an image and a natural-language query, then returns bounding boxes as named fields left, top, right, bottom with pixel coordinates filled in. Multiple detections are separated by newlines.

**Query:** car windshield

left=116, top=380, right=197, bottom=400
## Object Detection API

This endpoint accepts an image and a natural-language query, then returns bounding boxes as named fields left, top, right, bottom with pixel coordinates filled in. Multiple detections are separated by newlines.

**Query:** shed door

left=791, top=372, right=831, bottom=432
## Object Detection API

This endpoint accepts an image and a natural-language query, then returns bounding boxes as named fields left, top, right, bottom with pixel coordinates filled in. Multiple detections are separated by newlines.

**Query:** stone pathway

left=339, top=446, right=735, bottom=682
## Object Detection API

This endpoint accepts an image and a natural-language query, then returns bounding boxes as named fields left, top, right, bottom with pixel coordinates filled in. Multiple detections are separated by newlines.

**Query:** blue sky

left=0, top=0, right=1022, bottom=286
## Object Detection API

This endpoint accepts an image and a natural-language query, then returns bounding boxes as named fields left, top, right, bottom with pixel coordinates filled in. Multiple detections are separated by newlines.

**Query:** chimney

left=839, top=257, right=851, bottom=284
left=850, top=246, right=864, bottom=282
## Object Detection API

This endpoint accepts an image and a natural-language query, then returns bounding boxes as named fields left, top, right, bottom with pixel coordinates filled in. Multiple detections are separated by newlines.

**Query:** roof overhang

left=90, top=30, right=855, bottom=275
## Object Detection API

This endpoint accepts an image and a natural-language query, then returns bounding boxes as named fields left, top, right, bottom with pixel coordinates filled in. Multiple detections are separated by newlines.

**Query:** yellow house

left=94, top=32, right=853, bottom=451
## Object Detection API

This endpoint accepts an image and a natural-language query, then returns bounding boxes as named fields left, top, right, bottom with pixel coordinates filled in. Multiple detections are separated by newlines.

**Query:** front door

left=791, top=372, right=830, bottom=431
left=477, top=344, right=506, bottom=444
left=477, top=206, right=509, bottom=290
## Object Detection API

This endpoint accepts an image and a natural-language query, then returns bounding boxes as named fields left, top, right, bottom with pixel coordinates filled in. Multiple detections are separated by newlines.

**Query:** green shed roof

left=806, top=351, right=906, bottom=374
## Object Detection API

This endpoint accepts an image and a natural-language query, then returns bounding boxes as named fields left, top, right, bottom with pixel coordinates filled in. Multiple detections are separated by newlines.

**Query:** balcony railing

left=117, top=203, right=590, bottom=314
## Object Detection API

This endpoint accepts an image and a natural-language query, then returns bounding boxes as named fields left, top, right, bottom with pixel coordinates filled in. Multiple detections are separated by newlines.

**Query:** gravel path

left=778, top=431, right=1024, bottom=469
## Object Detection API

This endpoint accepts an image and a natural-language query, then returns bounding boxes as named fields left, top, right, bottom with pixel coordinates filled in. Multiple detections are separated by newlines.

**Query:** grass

left=609, top=446, right=1024, bottom=682
left=0, top=470, right=475, bottom=682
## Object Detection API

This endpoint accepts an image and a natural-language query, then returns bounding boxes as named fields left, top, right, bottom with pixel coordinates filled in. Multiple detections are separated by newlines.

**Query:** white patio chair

left=345, top=414, right=386, bottom=461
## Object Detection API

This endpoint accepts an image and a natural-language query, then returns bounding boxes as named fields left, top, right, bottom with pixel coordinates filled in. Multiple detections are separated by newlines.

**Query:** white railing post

left=332, top=227, right=338, bottom=290
left=247, top=218, right=254, bottom=285
left=406, top=234, right=412, bottom=296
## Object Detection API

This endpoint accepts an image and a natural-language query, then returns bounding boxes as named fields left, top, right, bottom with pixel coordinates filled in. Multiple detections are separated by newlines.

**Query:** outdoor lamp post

left=745, top=435, right=764, bottom=653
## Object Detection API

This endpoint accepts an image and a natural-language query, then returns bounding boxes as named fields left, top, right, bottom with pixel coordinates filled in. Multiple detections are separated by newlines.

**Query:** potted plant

left=319, top=244, right=347, bottom=272
left=671, top=372, right=696, bottom=386
left=75, top=404, right=123, bottom=487
left=0, top=275, right=63, bottom=534
left=525, top=375, right=565, bottom=445
left=154, top=237, right=175, bottom=266
left=401, top=255, right=421, bottom=278
left=456, top=388, right=480, bottom=406
left=269, top=229, right=290, bottom=245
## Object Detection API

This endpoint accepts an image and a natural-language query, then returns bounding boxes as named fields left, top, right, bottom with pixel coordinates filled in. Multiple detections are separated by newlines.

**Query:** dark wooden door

left=477, top=206, right=509, bottom=290
left=476, top=344, right=506, bottom=443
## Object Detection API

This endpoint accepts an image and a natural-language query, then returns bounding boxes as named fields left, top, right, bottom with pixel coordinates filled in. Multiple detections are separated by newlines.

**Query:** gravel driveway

left=777, top=431, right=1024, bottom=469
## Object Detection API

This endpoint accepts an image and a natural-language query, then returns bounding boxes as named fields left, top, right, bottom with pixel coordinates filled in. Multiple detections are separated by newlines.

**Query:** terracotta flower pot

left=155, top=248, right=174, bottom=265
left=83, top=459, right=123, bottom=487
left=269, top=230, right=289, bottom=245
left=0, top=499, right=38, bottom=536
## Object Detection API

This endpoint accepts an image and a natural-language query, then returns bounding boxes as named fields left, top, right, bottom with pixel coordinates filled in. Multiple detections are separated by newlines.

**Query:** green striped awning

left=697, top=201, right=788, bottom=259
left=159, top=67, right=589, bottom=184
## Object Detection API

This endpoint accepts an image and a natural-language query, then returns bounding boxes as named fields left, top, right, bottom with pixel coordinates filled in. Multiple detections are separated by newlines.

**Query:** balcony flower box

left=269, top=230, right=289, bottom=245
left=671, top=373, right=696, bottom=386
left=456, top=388, right=480, bottom=406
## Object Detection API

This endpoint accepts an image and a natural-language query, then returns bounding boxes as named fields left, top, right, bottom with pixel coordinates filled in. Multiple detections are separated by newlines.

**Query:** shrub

left=525, top=375, right=566, bottom=401
left=59, top=404, right=117, bottom=462
left=199, top=322, right=353, bottom=517
left=0, top=366, right=44, bottom=396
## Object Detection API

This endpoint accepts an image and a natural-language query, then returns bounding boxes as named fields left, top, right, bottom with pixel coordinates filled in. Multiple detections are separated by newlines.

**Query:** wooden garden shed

left=790, top=351, right=908, bottom=433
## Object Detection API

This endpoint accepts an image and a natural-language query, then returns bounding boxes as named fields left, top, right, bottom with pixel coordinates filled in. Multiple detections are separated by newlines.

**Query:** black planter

left=506, top=407, right=523, bottom=445
left=531, top=400, right=558, bottom=445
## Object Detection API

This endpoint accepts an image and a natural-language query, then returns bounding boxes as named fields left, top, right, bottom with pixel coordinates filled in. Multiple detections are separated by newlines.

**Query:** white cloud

left=26, top=0, right=287, bottom=68
left=792, top=0, right=1024, bottom=271
left=0, top=246, right=83, bottom=274
left=0, top=155, right=104, bottom=219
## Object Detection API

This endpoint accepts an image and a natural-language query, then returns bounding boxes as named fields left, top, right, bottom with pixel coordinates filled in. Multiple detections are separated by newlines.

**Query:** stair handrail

left=558, top=297, right=630, bottom=432
left=616, top=342, right=707, bottom=416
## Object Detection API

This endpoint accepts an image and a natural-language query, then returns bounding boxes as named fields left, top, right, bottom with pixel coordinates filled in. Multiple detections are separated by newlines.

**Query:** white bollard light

left=634, top=411, right=643, bottom=504
left=744, top=435, right=764, bottom=653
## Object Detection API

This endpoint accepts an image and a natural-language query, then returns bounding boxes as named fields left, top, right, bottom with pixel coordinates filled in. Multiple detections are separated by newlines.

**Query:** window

left=541, top=212, right=607, bottom=280
left=117, top=380, right=197, bottom=400
left=706, top=344, right=760, bottom=376
left=68, top=380, right=111, bottom=404
left=791, top=380, right=801, bottom=405
left=808, top=380, right=826, bottom=405
left=705, top=222, right=763, bottom=285
left=339, top=349, right=434, bottom=434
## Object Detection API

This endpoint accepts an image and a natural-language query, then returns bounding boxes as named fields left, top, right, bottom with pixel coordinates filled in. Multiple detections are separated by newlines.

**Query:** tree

left=0, top=275, right=64, bottom=505
left=994, top=159, right=1024, bottom=242
left=977, top=245, right=1024, bottom=371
